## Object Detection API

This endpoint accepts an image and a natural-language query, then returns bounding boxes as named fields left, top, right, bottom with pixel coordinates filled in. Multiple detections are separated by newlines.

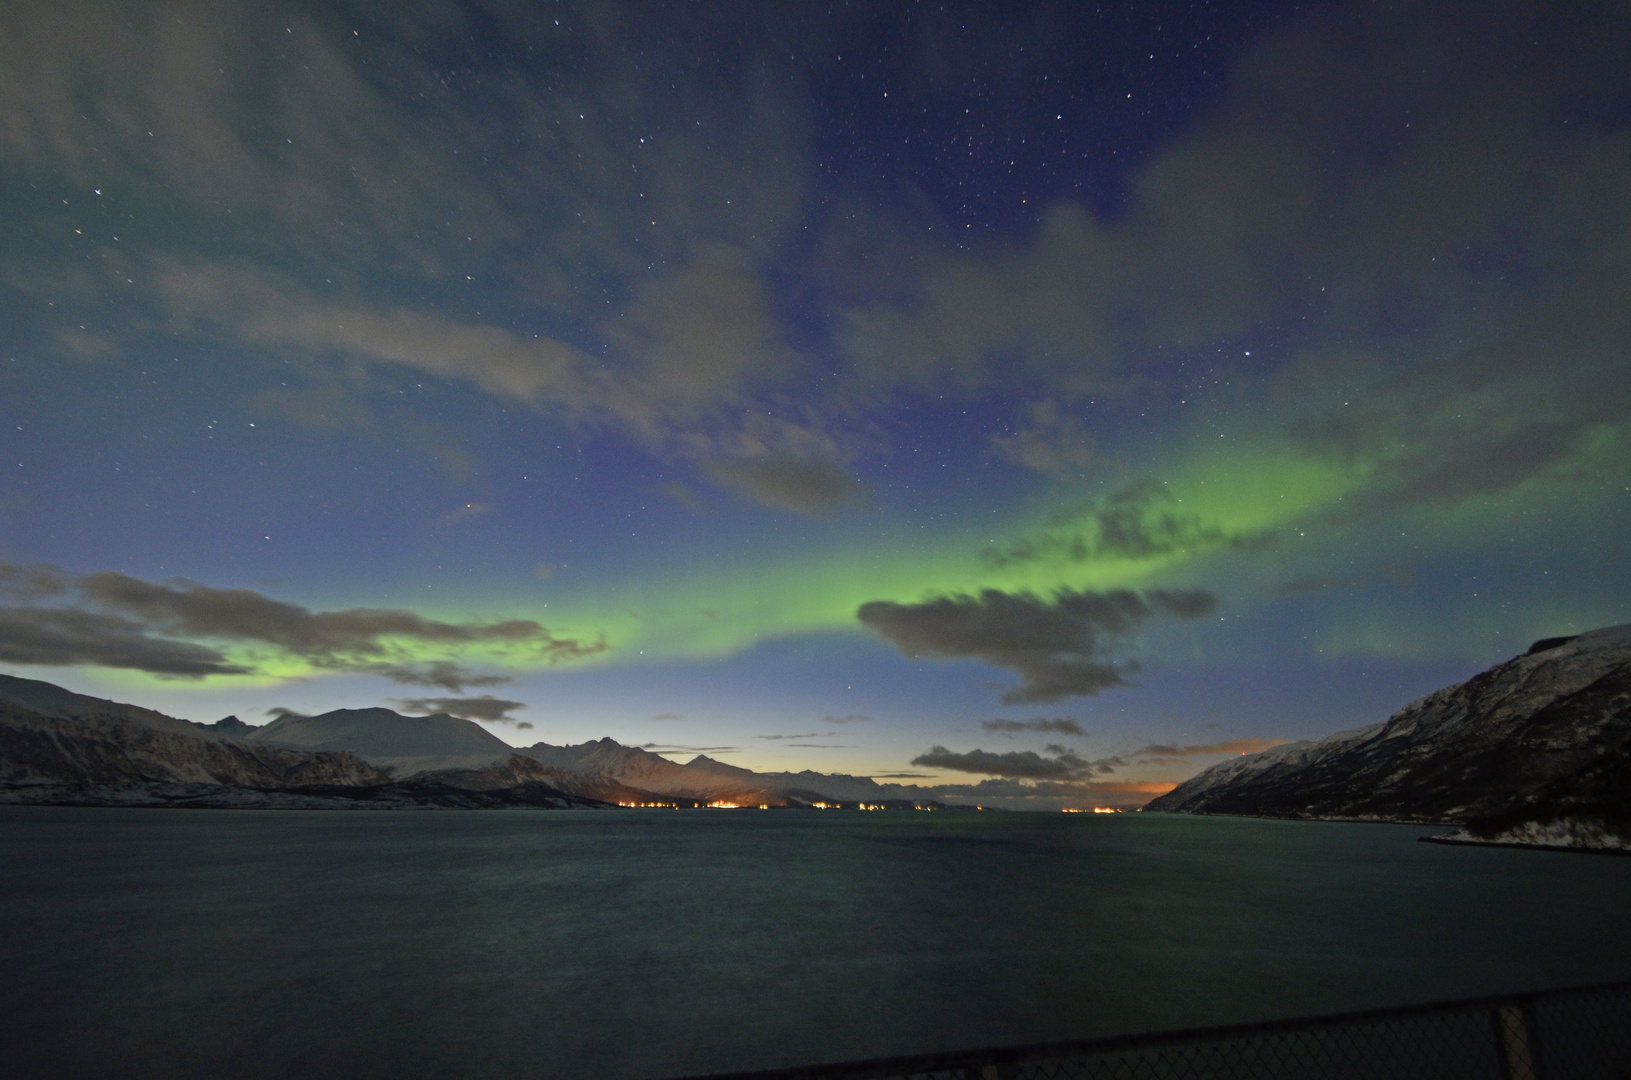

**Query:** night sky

left=3, top=1, right=1629, bottom=807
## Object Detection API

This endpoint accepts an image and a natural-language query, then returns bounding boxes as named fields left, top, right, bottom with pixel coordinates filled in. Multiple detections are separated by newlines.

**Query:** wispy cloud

left=706, top=455, right=867, bottom=515
left=434, top=503, right=493, bottom=529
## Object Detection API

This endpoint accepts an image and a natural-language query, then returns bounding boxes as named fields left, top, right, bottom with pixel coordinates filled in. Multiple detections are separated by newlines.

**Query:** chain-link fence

left=667, top=979, right=1631, bottom=1080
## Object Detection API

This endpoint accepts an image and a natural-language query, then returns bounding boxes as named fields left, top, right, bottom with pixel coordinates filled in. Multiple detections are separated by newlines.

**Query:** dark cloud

left=823, top=714, right=871, bottom=725
left=983, top=479, right=1260, bottom=569
left=0, top=564, right=604, bottom=682
left=982, top=717, right=1085, bottom=736
left=857, top=586, right=1216, bottom=704
left=76, top=570, right=601, bottom=666
left=266, top=707, right=306, bottom=718
left=0, top=563, right=70, bottom=603
left=910, top=745, right=1097, bottom=780
left=0, top=606, right=250, bottom=677
left=393, top=695, right=527, bottom=722
left=366, top=662, right=514, bottom=694
left=636, top=744, right=739, bottom=754
left=652, top=712, right=684, bottom=721
left=707, top=455, right=866, bottom=515
left=1286, top=304, right=1631, bottom=516
left=756, top=733, right=821, bottom=741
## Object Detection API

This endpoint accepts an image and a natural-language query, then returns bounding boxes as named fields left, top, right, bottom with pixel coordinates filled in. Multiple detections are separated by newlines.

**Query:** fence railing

left=665, top=978, right=1631, bottom=1080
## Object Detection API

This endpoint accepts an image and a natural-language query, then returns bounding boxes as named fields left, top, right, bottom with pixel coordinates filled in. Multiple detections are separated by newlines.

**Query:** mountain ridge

left=1145, top=626, right=1631, bottom=850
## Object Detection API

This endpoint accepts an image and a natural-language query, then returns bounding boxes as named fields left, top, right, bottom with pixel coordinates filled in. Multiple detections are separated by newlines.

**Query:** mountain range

left=0, top=673, right=951, bottom=810
left=5, top=623, right=1628, bottom=840
left=1145, top=625, right=1631, bottom=852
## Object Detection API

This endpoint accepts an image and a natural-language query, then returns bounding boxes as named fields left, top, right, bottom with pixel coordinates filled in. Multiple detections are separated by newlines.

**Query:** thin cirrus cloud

left=705, top=455, right=868, bottom=517
left=990, top=401, right=1096, bottom=476
left=857, top=586, right=1216, bottom=704
left=0, top=562, right=603, bottom=683
left=8, top=0, right=1627, bottom=530
left=153, top=259, right=859, bottom=511
left=0, top=0, right=843, bottom=510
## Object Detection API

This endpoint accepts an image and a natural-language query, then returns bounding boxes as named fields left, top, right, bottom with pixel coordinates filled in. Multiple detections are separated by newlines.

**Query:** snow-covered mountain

left=0, top=675, right=939, bottom=809
left=1146, top=626, right=1631, bottom=848
left=0, top=673, right=387, bottom=794
left=246, top=706, right=515, bottom=774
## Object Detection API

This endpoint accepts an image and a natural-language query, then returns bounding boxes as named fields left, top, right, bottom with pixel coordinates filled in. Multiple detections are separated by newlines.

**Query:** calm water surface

left=2, top=807, right=1627, bottom=1079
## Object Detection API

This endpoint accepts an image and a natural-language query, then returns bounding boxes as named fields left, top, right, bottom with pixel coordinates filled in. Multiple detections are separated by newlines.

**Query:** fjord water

left=3, top=809, right=1628, bottom=1080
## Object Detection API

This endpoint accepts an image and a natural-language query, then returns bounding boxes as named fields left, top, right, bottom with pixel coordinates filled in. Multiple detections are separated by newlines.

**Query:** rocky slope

left=0, top=674, right=387, bottom=792
left=1146, top=626, right=1631, bottom=848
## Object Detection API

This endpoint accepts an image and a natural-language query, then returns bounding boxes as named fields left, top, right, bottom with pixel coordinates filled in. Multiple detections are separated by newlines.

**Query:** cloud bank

left=857, top=586, right=1216, bottom=703
left=393, top=695, right=528, bottom=723
left=0, top=563, right=603, bottom=681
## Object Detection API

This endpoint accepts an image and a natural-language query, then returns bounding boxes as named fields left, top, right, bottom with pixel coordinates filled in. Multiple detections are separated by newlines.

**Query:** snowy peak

left=250, top=707, right=513, bottom=760
left=683, top=754, right=757, bottom=778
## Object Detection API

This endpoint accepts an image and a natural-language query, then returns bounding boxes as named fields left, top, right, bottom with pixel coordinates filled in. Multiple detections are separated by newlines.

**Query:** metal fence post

left=1493, top=1001, right=1542, bottom=1080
